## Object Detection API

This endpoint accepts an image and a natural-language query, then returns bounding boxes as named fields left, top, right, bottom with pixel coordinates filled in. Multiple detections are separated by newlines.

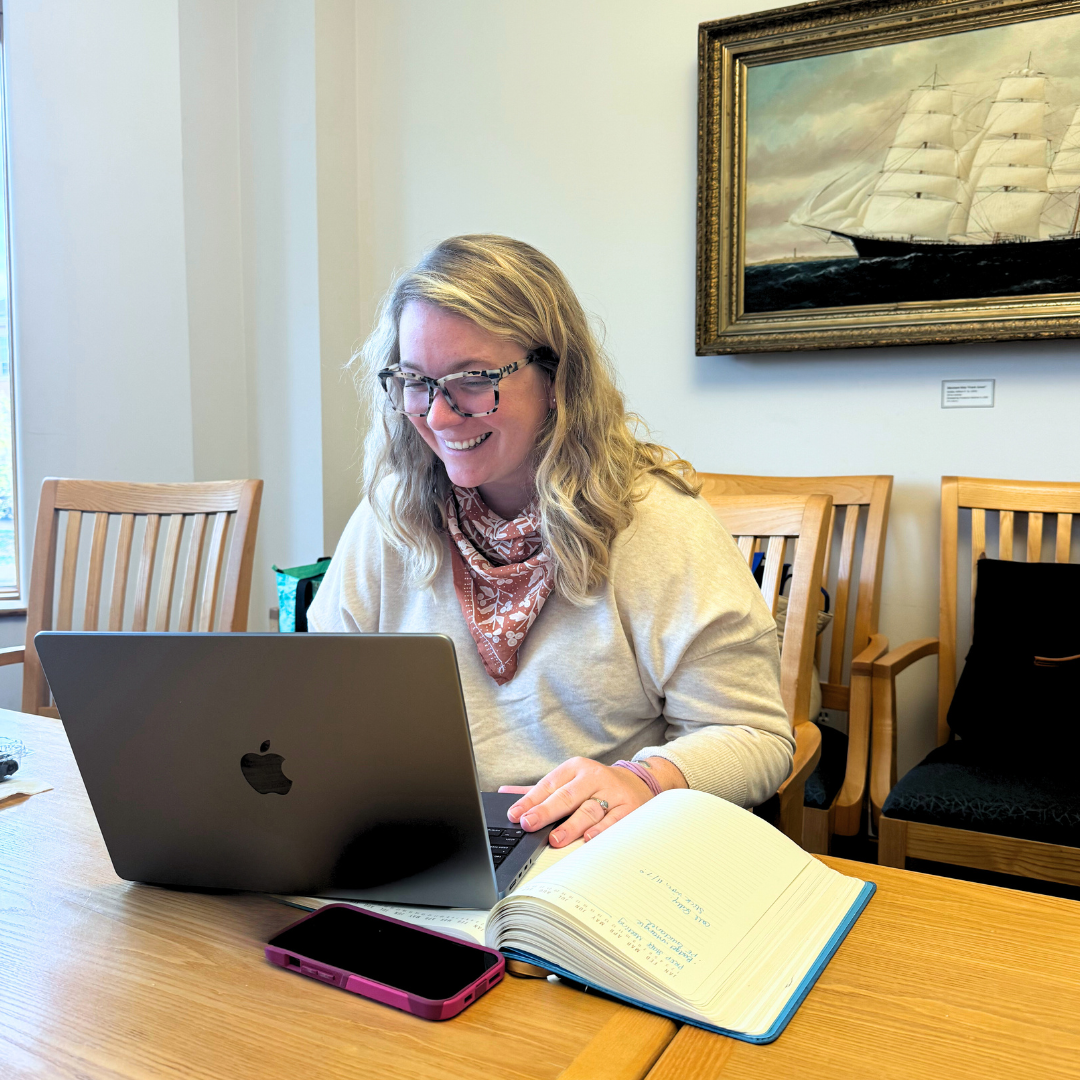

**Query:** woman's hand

left=498, top=756, right=686, bottom=847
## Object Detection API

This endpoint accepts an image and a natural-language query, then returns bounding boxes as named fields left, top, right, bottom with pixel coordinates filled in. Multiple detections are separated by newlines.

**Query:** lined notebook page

left=490, top=789, right=812, bottom=1000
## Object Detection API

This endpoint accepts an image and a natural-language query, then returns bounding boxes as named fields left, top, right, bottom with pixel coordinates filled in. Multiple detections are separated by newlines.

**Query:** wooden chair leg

left=802, top=807, right=830, bottom=855
left=878, top=815, right=907, bottom=867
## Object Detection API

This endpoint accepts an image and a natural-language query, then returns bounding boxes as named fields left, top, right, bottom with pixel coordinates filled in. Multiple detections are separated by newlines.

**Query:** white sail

left=860, top=194, right=955, bottom=238
left=789, top=171, right=877, bottom=231
left=872, top=171, right=958, bottom=199
left=882, top=146, right=957, bottom=175
left=908, top=88, right=953, bottom=113
left=977, top=164, right=1049, bottom=190
left=984, top=138, right=1049, bottom=168
left=962, top=70, right=1048, bottom=239
left=983, top=100, right=1045, bottom=138
left=968, top=189, right=1049, bottom=237
left=997, top=77, right=1045, bottom=101
left=1049, top=105, right=1080, bottom=191
left=894, top=111, right=955, bottom=147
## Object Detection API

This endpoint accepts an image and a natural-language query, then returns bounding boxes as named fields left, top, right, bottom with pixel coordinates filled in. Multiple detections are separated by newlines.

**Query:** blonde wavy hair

left=354, top=234, right=700, bottom=604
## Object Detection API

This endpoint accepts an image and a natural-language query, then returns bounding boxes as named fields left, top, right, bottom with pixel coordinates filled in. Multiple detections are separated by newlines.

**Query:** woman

left=308, top=235, right=793, bottom=849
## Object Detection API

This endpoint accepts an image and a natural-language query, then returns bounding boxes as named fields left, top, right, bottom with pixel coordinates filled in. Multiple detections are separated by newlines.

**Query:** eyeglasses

left=378, top=353, right=539, bottom=418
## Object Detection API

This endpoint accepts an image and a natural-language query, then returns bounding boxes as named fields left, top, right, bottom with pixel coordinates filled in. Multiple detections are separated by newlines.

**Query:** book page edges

left=501, top=879, right=876, bottom=1045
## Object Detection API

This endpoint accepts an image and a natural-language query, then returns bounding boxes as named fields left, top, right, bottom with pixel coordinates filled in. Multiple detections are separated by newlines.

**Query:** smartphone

left=265, top=903, right=505, bottom=1020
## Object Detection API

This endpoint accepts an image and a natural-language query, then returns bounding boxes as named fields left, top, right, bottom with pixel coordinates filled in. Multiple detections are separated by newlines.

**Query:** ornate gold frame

left=698, top=0, right=1080, bottom=353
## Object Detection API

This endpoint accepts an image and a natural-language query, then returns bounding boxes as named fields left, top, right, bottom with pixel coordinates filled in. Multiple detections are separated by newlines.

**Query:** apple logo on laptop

left=240, top=740, right=293, bottom=795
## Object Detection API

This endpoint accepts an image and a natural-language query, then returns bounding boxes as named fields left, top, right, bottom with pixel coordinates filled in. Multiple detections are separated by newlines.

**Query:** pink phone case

left=265, top=903, right=505, bottom=1021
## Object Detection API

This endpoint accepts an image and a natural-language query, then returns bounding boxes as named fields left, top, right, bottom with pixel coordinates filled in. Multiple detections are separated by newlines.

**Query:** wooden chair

left=873, top=476, right=1080, bottom=887
left=1, top=478, right=263, bottom=717
left=699, top=474, right=893, bottom=854
left=706, top=493, right=833, bottom=848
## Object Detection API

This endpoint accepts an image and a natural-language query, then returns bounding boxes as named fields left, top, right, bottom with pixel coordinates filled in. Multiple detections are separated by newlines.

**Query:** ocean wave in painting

left=743, top=252, right=1080, bottom=312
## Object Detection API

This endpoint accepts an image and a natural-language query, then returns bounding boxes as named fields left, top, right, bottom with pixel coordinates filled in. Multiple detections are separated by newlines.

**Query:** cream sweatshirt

left=307, top=478, right=795, bottom=807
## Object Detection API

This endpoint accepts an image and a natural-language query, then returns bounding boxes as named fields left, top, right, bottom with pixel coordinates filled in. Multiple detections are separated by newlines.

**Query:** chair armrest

left=869, top=637, right=940, bottom=827
left=832, top=634, right=889, bottom=835
left=775, top=720, right=821, bottom=847
left=872, top=637, right=939, bottom=679
left=778, top=720, right=822, bottom=796
left=0, top=645, right=25, bottom=667
left=850, top=633, right=889, bottom=676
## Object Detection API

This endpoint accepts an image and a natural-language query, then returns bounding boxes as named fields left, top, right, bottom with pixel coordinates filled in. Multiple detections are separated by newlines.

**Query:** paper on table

left=0, top=777, right=53, bottom=804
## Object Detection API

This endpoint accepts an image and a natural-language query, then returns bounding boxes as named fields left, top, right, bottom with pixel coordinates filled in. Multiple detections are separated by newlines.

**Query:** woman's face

left=398, top=301, right=552, bottom=519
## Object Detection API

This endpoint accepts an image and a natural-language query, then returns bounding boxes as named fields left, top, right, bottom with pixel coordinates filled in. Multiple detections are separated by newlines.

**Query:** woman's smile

left=441, top=431, right=492, bottom=451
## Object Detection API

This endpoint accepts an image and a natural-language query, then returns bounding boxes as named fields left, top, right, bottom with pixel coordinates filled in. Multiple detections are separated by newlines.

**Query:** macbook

left=34, top=632, right=552, bottom=908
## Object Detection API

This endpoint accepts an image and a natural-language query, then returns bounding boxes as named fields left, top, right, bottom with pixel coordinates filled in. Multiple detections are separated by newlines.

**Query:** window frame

left=0, top=6, right=22, bottom=604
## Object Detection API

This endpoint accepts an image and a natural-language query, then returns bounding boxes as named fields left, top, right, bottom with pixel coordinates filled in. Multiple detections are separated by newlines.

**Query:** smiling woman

left=307, top=235, right=794, bottom=849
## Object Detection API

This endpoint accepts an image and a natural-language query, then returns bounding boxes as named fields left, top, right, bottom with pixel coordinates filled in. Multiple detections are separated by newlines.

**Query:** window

left=0, top=14, right=19, bottom=599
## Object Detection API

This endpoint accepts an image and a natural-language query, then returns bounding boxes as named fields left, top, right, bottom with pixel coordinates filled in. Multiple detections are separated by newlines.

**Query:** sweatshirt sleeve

left=614, top=482, right=795, bottom=806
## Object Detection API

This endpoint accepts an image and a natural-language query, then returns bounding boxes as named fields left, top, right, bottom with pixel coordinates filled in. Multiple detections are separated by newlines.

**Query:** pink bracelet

left=613, top=759, right=663, bottom=798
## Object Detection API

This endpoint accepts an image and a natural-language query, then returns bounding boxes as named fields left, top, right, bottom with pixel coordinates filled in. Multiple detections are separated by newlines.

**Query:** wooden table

left=0, top=709, right=674, bottom=1080
left=7, top=707, right=1079, bottom=1080
left=644, top=857, right=1080, bottom=1080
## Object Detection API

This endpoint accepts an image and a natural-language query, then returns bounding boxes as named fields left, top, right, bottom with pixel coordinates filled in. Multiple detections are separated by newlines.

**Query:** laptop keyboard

left=488, top=826, right=526, bottom=867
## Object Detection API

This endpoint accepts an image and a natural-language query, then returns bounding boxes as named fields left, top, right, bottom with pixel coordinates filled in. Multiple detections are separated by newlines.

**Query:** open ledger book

left=279, top=789, right=874, bottom=1043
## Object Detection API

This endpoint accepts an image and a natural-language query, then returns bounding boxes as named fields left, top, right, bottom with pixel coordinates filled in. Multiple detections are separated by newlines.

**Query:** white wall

left=6, top=0, right=365, bottom=641
left=7, top=0, right=196, bottom=495
left=353, top=0, right=1080, bottom=774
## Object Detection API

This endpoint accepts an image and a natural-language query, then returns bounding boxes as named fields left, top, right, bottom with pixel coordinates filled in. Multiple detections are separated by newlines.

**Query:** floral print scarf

left=444, top=485, right=554, bottom=685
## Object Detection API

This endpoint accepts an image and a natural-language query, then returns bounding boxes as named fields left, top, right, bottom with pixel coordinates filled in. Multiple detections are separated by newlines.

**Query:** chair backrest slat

left=1057, top=513, right=1073, bottom=563
left=827, top=504, right=860, bottom=688
left=132, top=514, right=161, bottom=632
left=83, top=513, right=111, bottom=631
left=999, top=510, right=1014, bottom=559
left=197, top=512, right=230, bottom=632
left=816, top=504, right=837, bottom=666
left=155, top=514, right=184, bottom=630
left=155, top=514, right=185, bottom=632
left=1027, top=511, right=1043, bottom=561
left=970, top=507, right=986, bottom=625
left=178, top=513, right=208, bottom=633
left=939, top=476, right=1080, bottom=745
left=737, top=534, right=756, bottom=566
left=759, top=534, right=786, bottom=615
left=57, top=511, right=83, bottom=632
left=108, top=514, right=136, bottom=631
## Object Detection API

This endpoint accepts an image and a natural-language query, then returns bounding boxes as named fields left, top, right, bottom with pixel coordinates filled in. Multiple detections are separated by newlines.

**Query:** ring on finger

left=587, top=797, right=610, bottom=812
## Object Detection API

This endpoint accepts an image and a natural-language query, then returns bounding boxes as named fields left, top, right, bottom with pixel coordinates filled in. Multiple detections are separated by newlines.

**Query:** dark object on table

left=0, top=753, right=18, bottom=779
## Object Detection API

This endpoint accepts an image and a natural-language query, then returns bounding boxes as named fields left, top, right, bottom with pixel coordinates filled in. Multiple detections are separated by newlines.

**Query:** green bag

left=272, top=557, right=332, bottom=632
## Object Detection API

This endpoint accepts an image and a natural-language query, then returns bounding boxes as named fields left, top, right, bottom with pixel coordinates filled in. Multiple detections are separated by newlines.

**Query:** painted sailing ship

left=792, top=63, right=1080, bottom=264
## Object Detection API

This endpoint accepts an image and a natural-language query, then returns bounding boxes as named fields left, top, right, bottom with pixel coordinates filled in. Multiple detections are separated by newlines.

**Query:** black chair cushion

left=804, top=724, right=849, bottom=810
left=947, top=558, right=1080, bottom=768
left=882, top=740, right=1080, bottom=847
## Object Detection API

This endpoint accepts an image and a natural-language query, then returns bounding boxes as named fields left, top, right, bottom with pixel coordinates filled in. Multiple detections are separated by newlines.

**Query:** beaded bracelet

left=612, top=759, right=663, bottom=798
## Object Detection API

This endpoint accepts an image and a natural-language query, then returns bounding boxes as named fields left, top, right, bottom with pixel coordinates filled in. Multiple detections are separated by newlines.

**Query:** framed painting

left=698, top=0, right=1080, bottom=352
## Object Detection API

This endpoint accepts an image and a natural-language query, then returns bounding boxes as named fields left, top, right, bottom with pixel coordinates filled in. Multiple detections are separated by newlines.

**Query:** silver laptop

left=34, top=632, right=552, bottom=908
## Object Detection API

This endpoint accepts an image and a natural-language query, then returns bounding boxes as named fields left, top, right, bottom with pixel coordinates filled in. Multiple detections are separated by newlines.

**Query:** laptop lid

left=35, top=632, right=520, bottom=908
